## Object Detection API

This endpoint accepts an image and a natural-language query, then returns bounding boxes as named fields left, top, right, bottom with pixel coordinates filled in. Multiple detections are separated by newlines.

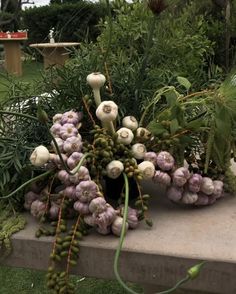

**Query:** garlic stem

left=93, top=88, right=102, bottom=107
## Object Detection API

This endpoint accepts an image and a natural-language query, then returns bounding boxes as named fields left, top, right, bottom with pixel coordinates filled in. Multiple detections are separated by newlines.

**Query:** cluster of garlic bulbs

left=143, top=151, right=224, bottom=206
left=26, top=109, right=139, bottom=236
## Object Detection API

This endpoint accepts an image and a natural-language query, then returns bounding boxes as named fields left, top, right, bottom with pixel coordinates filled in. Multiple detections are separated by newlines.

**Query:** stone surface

left=1, top=182, right=236, bottom=294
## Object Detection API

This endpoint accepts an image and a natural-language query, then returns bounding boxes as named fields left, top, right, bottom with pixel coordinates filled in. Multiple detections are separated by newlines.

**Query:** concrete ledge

left=1, top=183, right=236, bottom=294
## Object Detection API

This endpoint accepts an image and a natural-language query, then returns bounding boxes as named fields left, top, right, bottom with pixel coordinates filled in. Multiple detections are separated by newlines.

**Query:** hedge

left=22, top=1, right=107, bottom=45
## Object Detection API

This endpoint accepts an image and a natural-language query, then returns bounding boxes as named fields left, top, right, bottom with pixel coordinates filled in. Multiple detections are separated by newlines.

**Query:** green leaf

left=177, top=76, right=191, bottom=90
left=147, top=121, right=166, bottom=136
left=170, top=119, right=179, bottom=135
left=164, top=90, right=178, bottom=107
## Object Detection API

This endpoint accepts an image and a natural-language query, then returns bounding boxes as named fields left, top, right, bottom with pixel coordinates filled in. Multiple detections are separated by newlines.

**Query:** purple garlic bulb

left=60, top=123, right=78, bottom=140
left=74, top=200, right=90, bottom=215
left=50, top=123, right=62, bottom=137
left=181, top=190, right=198, bottom=204
left=67, top=152, right=84, bottom=169
left=24, top=191, right=40, bottom=210
left=30, top=200, right=46, bottom=218
left=89, top=197, right=107, bottom=214
left=208, top=194, right=217, bottom=205
left=153, top=170, right=171, bottom=186
left=200, top=177, right=214, bottom=195
left=172, top=167, right=190, bottom=187
left=69, top=166, right=90, bottom=184
left=144, top=152, right=157, bottom=167
left=156, top=151, right=175, bottom=171
left=188, top=174, right=203, bottom=193
left=63, top=185, right=77, bottom=200
left=53, top=154, right=68, bottom=169
left=213, top=180, right=224, bottom=199
left=97, top=226, right=111, bottom=235
left=119, top=206, right=139, bottom=229
left=61, top=110, right=80, bottom=125
left=167, top=186, right=183, bottom=202
left=63, top=136, right=82, bottom=155
left=51, top=137, right=64, bottom=153
left=95, top=204, right=116, bottom=231
left=194, top=193, right=209, bottom=206
left=57, top=170, right=70, bottom=185
left=84, top=214, right=96, bottom=227
left=49, top=203, right=60, bottom=220
left=76, top=180, right=98, bottom=203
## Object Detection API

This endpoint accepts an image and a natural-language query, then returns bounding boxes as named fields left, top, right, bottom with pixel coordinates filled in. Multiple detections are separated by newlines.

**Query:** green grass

left=0, top=266, right=142, bottom=294
left=0, top=60, right=44, bottom=101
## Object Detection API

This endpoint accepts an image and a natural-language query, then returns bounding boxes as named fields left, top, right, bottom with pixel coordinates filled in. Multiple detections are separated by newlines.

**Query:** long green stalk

left=1, top=170, right=53, bottom=199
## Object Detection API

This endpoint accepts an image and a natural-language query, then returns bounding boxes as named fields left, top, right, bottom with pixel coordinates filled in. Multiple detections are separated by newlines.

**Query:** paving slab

left=1, top=182, right=236, bottom=294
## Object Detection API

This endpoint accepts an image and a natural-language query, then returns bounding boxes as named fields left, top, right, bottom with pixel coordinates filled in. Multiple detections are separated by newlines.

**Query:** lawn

left=0, top=265, right=142, bottom=294
left=0, top=60, right=44, bottom=102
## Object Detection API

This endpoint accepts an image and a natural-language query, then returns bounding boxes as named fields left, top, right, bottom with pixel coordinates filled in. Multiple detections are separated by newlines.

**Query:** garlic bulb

left=172, top=167, right=190, bottom=187
left=96, top=101, right=118, bottom=122
left=50, top=123, right=62, bottom=137
left=188, top=174, right=202, bottom=193
left=156, top=151, right=175, bottom=171
left=138, top=161, right=155, bottom=179
left=60, top=123, right=78, bottom=140
left=73, top=200, right=90, bottom=215
left=153, top=170, right=171, bottom=186
left=122, top=116, right=138, bottom=130
left=61, top=110, right=80, bottom=125
left=106, top=160, right=124, bottom=179
left=167, top=186, right=183, bottom=202
left=86, top=72, right=106, bottom=89
left=52, top=113, right=63, bottom=124
left=89, top=197, right=107, bottom=214
left=30, top=145, right=50, bottom=167
left=63, top=136, right=82, bottom=154
left=200, top=177, right=214, bottom=195
left=213, top=180, right=224, bottom=199
left=111, top=216, right=128, bottom=237
left=75, top=180, right=98, bottom=202
left=51, top=137, right=64, bottom=153
left=131, top=143, right=147, bottom=159
left=144, top=152, right=157, bottom=166
left=194, top=193, right=209, bottom=206
left=181, top=191, right=198, bottom=204
left=116, top=127, right=134, bottom=145
left=135, top=127, right=151, bottom=142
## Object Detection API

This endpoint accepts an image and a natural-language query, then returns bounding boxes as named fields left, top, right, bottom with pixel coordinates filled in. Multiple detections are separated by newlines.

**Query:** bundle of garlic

left=144, top=150, right=224, bottom=206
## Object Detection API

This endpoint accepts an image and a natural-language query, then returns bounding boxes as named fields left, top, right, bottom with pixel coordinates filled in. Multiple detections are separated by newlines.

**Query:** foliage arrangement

left=1, top=0, right=236, bottom=293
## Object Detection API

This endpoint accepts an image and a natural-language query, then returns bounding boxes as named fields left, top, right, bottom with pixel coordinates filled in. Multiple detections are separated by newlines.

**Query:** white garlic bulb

left=138, top=161, right=155, bottom=180
left=86, top=72, right=106, bottom=89
left=106, top=160, right=124, bottom=179
left=96, top=101, right=118, bottom=122
left=30, top=145, right=50, bottom=167
left=116, top=127, right=134, bottom=145
left=122, top=116, right=138, bottom=130
left=131, top=143, right=147, bottom=159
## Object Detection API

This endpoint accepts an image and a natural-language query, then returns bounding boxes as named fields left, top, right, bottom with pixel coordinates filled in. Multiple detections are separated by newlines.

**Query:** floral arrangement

left=1, top=71, right=232, bottom=293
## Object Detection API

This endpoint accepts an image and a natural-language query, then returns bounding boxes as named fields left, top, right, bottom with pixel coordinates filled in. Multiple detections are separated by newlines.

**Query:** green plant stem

left=0, top=110, right=38, bottom=121
left=71, top=153, right=93, bottom=174
left=134, top=15, right=157, bottom=115
left=155, top=276, right=190, bottom=294
left=113, top=174, right=193, bottom=294
left=1, top=170, right=53, bottom=200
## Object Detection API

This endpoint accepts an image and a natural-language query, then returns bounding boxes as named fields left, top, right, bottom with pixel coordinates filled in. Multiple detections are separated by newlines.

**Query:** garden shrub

left=38, top=0, right=224, bottom=119
left=21, top=1, right=107, bottom=45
